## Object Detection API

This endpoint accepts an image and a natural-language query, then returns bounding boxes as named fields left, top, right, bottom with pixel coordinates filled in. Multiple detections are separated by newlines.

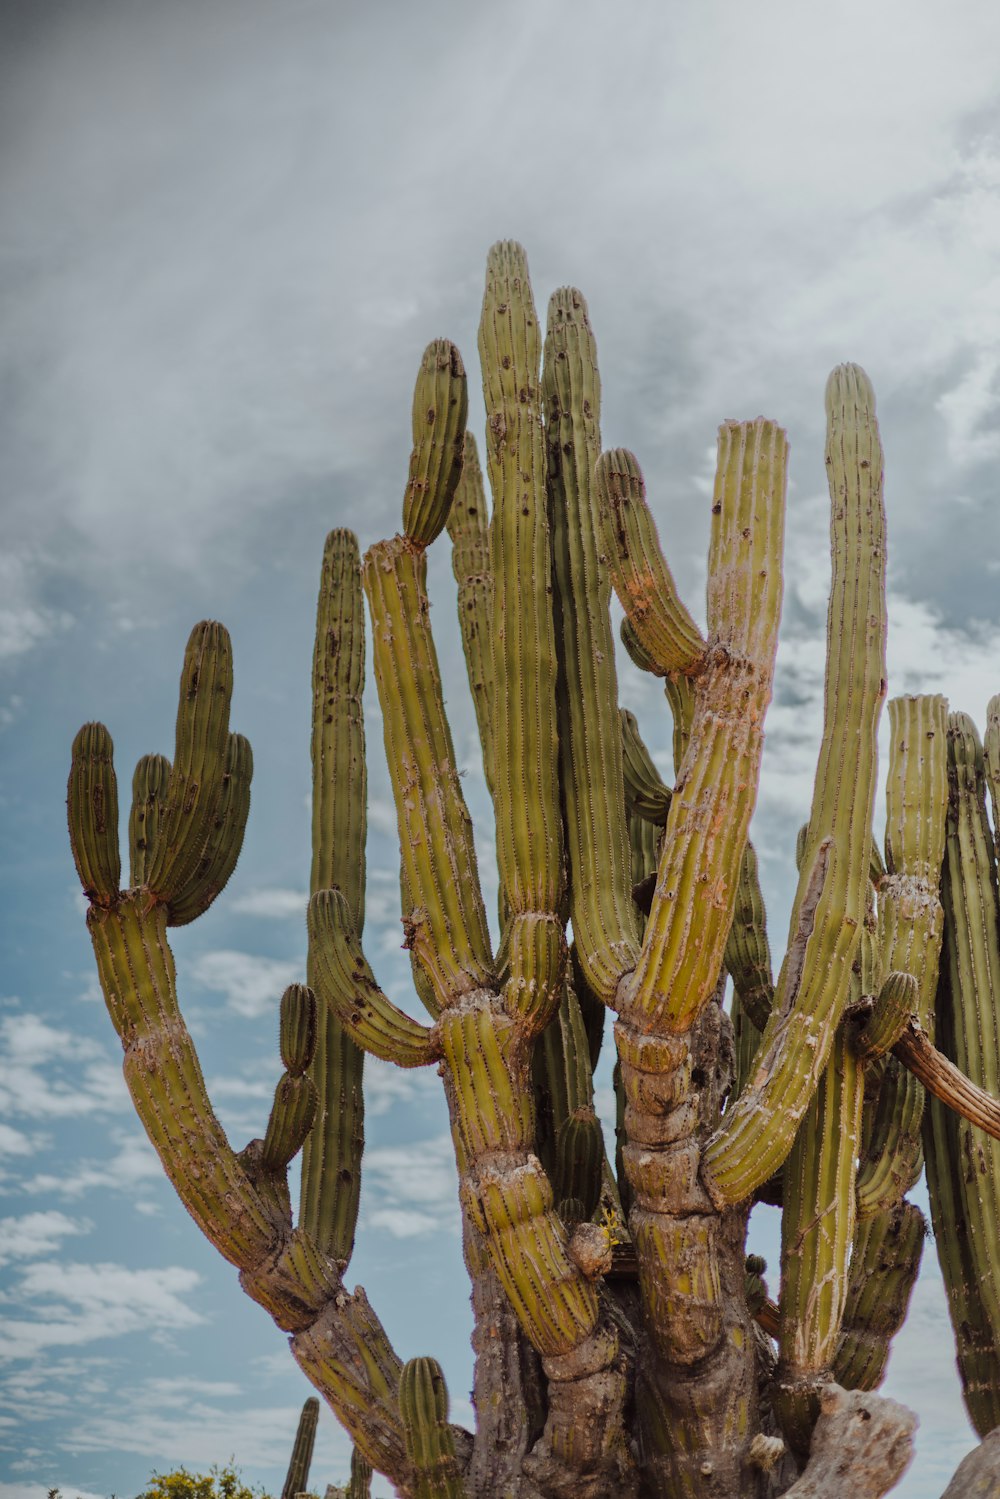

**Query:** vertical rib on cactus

left=68, top=723, right=121, bottom=903
left=480, top=241, right=566, bottom=1032
left=402, top=340, right=468, bottom=548
left=446, top=433, right=497, bottom=801
left=168, top=731, right=253, bottom=926
left=281, top=1396, right=319, bottom=1499
left=300, top=529, right=366, bottom=1265
left=612, top=418, right=787, bottom=1498
left=724, top=841, right=774, bottom=1032
left=704, top=364, right=888, bottom=1205
left=399, top=1357, right=465, bottom=1499
left=543, top=286, right=640, bottom=1002
left=128, top=752, right=171, bottom=887
left=924, top=712, right=1000, bottom=1435
left=620, top=709, right=671, bottom=825
left=144, top=621, right=233, bottom=905
left=595, top=448, right=706, bottom=676
left=833, top=1201, right=924, bottom=1392
left=856, top=694, right=948, bottom=1216
left=625, top=417, right=786, bottom=1035
left=774, top=1024, right=864, bottom=1455
left=362, top=538, right=494, bottom=1005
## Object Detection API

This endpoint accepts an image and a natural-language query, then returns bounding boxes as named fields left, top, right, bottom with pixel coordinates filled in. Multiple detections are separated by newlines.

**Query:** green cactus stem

left=300, top=529, right=367, bottom=1268
left=281, top=1396, right=319, bottom=1499
left=855, top=694, right=948, bottom=1216
left=168, top=731, right=253, bottom=926
left=704, top=364, right=888, bottom=1206
left=724, top=841, right=774, bottom=1033
left=143, top=621, right=234, bottom=908
left=446, top=433, right=496, bottom=801
left=68, top=722, right=121, bottom=903
left=128, top=752, right=170, bottom=888
left=402, top=340, right=468, bottom=548
left=399, top=1357, right=465, bottom=1499
left=362, top=536, right=494, bottom=1008
left=925, top=711, right=1000, bottom=1436
left=833, top=1201, right=925, bottom=1392
left=619, top=709, right=671, bottom=826
left=543, top=286, right=640, bottom=1003
left=262, top=987, right=319, bottom=1175
left=348, top=1448, right=373, bottom=1499
left=308, top=890, right=441, bottom=1067
left=610, top=416, right=787, bottom=1497
left=595, top=448, right=706, bottom=677
left=853, top=972, right=918, bottom=1063
left=774, top=1024, right=864, bottom=1456
left=480, top=241, right=566, bottom=1036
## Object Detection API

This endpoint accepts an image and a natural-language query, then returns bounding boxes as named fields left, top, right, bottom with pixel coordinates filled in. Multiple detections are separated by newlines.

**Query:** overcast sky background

left=3, top=1, right=1000, bottom=1495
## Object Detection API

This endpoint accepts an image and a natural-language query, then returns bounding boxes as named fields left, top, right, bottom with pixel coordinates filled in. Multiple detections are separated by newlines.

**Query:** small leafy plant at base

left=134, top=1462, right=273, bottom=1499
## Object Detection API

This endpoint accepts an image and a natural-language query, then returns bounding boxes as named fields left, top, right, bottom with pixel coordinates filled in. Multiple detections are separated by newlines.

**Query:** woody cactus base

left=69, top=243, right=1000, bottom=1498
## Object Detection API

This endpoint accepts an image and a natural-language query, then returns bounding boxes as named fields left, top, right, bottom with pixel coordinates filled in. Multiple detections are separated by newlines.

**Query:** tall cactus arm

left=894, top=1017, right=1000, bottom=1137
left=128, top=752, right=171, bottom=888
left=703, top=365, right=888, bottom=1205
left=399, top=1357, right=466, bottom=1499
left=143, top=621, right=234, bottom=908
left=480, top=241, right=567, bottom=1037
left=595, top=448, right=706, bottom=676
left=606, top=419, right=786, bottom=1499
left=543, top=286, right=640, bottom=1004
left=402, top=340, right=468, bottom=549
left=619, top=709, right=671, bottom=825
left=262, top=985, right=319, bottom=1175
left=855, top=694, right=949, bottom=1215
left=363, top=537, right=494, bottom=1006
left=724, top=840, right=774, bottom=1032
left=446, top=433, right=497, bottom=801
left=924, top=711, right=1000, bottom=1436
left=984, top=692, right=1000, bottom=862
left=624, top=416, right=787, bottom=1035
left=833, top=1201, right=925, bottom=1393
left=169, top=732, right=253, bottom=926
left=300, top=529, right=366, bottom=1266
left=773, top=1025, right=864, bottom=1456
left=309, top=891, right=441, bottom=1067
left=281, top=1397, right=319, bottom=1499
left=68, top=723, right=121, bottom=902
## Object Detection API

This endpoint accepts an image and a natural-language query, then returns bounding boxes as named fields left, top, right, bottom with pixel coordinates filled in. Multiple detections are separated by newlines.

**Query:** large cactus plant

left=68, top=243, right=1000, bottom=1497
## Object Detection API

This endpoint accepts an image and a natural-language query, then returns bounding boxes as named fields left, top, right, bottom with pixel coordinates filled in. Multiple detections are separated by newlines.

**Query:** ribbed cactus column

left=399, top=1358, right=466, bottom=1499
left=602, top=417, right=788, bottom=1497
left=300, top=530, right=367, bottom=1267
left=543, top=286, right=639, bottom=1003
left=925, top=712, right=1000, bottom=1436
left=281, top=1397, right=320, bottom=1499
left=704, top=365, right=888, bottom=1204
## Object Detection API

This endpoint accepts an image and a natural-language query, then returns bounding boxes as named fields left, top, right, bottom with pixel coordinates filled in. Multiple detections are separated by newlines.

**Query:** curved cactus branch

left=402, top=340, right=468, bottom=549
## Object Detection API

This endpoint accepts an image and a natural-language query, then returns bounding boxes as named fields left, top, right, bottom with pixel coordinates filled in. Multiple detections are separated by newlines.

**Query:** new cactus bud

left=398, top=1357, right=464, bottom=1499
left=402, top=340, right=468, bottom=548
left=280, top=984, right=318, bottom=1077
left=853, top=972, right=917, bottom=1063
left=128, top=752, right=170, bottom=888
left=68, top=722, right=121, bottom=903
left=553, top=1110, right=604, bottom=1222
left=619, top=616, right=664, bottom=677
left=281, top=1396, right=319, bottom=1499
left=262, top=1072, right=318, bottom=1174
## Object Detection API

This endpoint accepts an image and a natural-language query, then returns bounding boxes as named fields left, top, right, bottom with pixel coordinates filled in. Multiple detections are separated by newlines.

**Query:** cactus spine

left=70, top=242, right=1000, bottom=1498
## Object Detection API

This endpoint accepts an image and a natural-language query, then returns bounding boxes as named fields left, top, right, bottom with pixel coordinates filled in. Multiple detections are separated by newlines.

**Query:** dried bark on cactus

left=68, top=240, right=1000, bottom=1498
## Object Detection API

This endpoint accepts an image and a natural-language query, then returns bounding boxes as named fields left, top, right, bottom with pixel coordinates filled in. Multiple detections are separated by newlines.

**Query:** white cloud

left=0, top=1263, right=203, bottom=1362
left=0, top=1212, right=89, bottom=1269
left=0, top=1014, right=127, bottom=1121
left=227, top=888, right=307, bottom=919
left=24, top=1131, right=162, bottom=1203
left=362, top=1134, right=459, bottom=1238
left=190, top=951, right=301, bottom=1019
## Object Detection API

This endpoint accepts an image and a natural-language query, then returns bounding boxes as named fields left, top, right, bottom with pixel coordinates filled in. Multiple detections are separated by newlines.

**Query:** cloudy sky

left=3, top=0, right=1000, bottom=1494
